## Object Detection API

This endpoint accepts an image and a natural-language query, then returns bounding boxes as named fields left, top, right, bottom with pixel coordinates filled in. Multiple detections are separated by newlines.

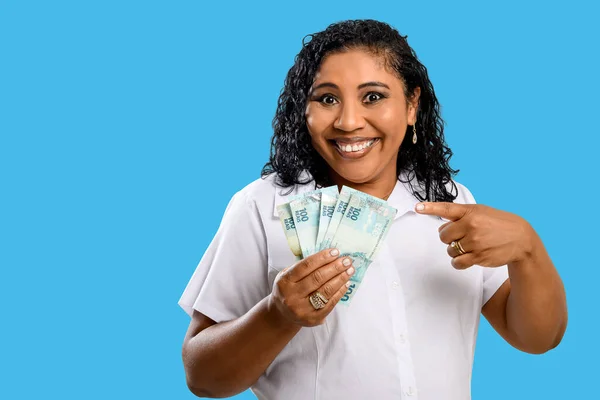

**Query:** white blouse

left=178, top=172, right=509, bottom=400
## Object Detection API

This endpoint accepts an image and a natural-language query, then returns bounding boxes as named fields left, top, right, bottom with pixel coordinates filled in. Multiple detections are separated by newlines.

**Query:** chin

left=333, top=165, right=379, bottom=185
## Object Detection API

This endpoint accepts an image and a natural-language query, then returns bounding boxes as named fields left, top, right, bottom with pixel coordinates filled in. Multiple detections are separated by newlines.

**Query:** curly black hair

left=261, top=19, right=459, bottom=202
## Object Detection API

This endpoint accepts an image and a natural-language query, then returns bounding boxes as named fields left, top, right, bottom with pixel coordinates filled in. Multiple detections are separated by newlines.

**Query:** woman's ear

left=407, top=87, right=421, bottom=125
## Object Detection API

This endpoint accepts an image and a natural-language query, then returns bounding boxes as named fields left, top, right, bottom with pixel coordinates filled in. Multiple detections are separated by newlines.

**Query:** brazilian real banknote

left=276, top=203, right=302, bottom=259
left=290, top=191, right=322, bottom=257
left=316, top=190, right=338, bottom=249
left=319, top=185, right=387, bottom=251
left=277, top=185, right=397, bottom=304
left=330, top=194, right=397, bottom=304
left=288, top=186, right=339, bottom=257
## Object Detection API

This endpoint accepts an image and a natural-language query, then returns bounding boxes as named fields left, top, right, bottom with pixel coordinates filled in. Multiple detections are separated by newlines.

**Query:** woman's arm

left=182, top=297, right=300, bottom=398
left=415, top=201, right=567, bottom=354
left=182, top=248, right=354, bottom=398
left=482, top=227, right=567, bottom=354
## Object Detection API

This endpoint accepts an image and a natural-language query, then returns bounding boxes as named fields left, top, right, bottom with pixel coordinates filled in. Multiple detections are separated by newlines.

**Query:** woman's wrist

left=265, top=294, right=302, bottom=333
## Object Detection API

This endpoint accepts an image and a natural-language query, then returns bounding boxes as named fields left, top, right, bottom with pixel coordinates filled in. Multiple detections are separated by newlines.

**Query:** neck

left=329, top=169, right=398, bottom=200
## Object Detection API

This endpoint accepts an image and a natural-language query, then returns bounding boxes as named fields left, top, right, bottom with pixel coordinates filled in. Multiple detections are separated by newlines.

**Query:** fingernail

left=346, top=281, right=351, bottom=287
left=347, top=267, right=355, bottom=275
left=342, top=258, right=351, bottom=266
left=330, top=248, right=339, bottom=256
left=415, top=203, right=425, bottom=211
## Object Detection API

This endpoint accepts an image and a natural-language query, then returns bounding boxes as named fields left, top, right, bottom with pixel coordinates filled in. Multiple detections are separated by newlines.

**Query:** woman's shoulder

left=233, top=172, right=315, bottom=215
left=403, top=171, right=477, bottom=205
left=448, top=178, right=478, bottom=205
left=236, top=173, right=279, bottom=202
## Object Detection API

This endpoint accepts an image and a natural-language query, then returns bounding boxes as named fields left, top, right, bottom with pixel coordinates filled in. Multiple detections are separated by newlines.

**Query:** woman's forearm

left=182, top=295, right=301, bottom=398
left=506, top=229, right=567, bottom=354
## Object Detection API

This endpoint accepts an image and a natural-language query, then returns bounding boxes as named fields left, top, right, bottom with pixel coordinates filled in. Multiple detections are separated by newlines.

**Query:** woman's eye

left=364, top=92, right=384, bottom=103
left=319, top=95, right=338, bottom=105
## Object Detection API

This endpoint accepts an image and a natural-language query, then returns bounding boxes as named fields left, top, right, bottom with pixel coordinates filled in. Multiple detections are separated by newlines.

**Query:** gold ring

left=451, top=240, right=466, bottom=256
left=309, top=291, right=328, bottom=310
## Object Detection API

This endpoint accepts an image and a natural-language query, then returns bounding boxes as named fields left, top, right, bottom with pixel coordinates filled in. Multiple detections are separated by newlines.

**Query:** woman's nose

left=333, top=102, right=366, bottom=132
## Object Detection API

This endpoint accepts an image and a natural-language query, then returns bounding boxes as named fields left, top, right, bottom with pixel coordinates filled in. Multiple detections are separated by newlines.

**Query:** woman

left=179, top=19, right=567, bottom=400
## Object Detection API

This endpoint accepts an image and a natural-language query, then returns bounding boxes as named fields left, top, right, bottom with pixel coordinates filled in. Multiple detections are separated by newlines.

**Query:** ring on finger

left=309, top=291, right=328, bottom=310
left=450, top=240, right=466, bottom=256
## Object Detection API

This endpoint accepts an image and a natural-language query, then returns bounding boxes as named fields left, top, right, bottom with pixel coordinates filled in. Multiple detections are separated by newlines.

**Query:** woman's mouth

left=331, top=138, right=380, bottom=159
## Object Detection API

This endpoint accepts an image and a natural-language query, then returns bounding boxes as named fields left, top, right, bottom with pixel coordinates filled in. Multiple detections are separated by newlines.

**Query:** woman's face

left=305, top=48, right=420, bottom=186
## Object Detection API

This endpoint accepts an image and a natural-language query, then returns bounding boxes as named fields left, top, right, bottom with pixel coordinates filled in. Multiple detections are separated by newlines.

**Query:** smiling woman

left=305, top=50, right=421, bottom=196
left=178, top=19, right=567, bottom=400
left=265, top=20, right=456, bottom=203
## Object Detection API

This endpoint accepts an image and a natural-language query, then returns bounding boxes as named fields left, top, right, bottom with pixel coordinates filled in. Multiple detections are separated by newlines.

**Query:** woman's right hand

left=268, top=248, right=355, bottom=327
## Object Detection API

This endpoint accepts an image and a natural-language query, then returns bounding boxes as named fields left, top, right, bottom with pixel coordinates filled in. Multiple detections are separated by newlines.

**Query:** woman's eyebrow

left=311, top=81, right=390, bottom=91
left=312, top=82, right=339, bottom=91
left=358, top=81, right=390, bottom=90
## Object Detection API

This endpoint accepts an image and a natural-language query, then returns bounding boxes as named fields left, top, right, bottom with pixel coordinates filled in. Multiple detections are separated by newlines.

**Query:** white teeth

left=337, top=139, right=376, bottom=153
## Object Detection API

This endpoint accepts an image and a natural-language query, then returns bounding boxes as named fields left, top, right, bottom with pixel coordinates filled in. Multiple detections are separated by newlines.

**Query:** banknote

left=276, top=203, right=302, bottom=259
left=290, top=192, right=322, bottom=257
left=341, top=185, right=387, bottom=207
left=288, top=185, right=337, bottom=202
left=319, top=188, right=352, bottom=251
left=277, top=186, right=337, bottom=258
left=330, top=194, right=397, bottom=304
left=316, top=186, right=339, bottom=250
left=319, top=185, right=386, bottom=251
left=277, top=185, right=397, bottom=305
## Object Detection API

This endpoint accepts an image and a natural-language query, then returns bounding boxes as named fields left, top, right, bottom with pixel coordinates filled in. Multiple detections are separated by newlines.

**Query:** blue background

left=1, top=0, right=598, bottom=398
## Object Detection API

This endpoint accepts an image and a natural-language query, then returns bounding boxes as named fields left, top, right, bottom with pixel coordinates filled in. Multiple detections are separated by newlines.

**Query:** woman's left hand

left=415, top=202, right=537, bottom=269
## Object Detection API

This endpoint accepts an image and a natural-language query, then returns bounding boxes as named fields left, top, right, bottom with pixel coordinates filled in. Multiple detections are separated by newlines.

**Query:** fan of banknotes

left=276, top=186, right=398, bottom=304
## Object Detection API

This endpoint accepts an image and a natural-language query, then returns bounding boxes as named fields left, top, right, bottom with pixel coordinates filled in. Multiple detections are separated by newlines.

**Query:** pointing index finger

left=415, top=202, right=470, bottom=221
